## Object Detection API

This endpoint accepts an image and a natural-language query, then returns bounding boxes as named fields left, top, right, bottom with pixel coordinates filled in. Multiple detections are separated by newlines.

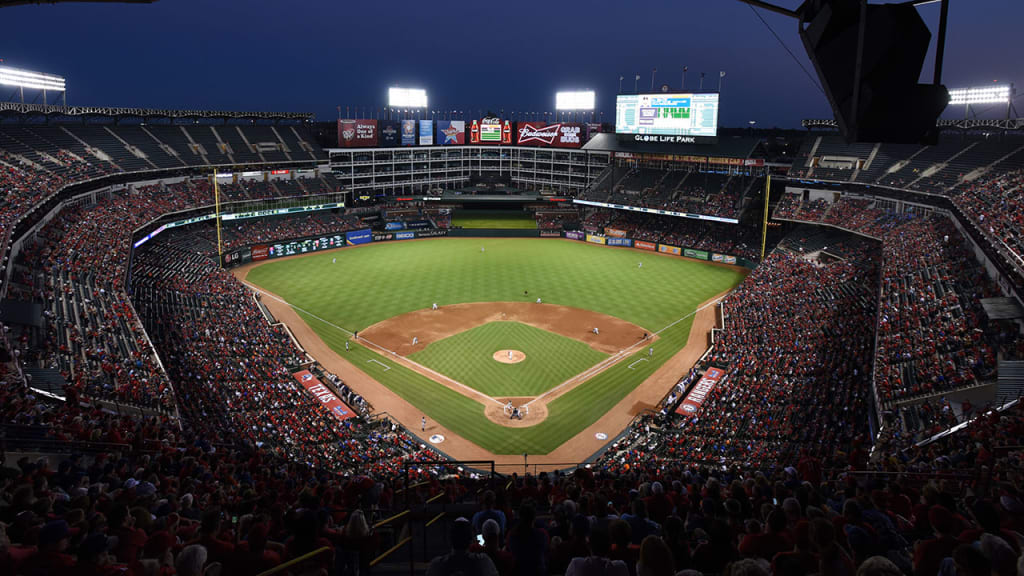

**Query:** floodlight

left=0, top=66, right=66, bottom=92
left=948, top=86, right=1010, bottom=106
left=389, top=87, right=427, bottom=108
left=556, top=91, right=595, bottom=110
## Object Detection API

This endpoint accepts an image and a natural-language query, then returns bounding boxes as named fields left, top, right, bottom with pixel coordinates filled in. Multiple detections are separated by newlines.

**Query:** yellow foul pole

left=214, top=170, right=223, bottom=263
left=760, top=173, right=771, bottom=261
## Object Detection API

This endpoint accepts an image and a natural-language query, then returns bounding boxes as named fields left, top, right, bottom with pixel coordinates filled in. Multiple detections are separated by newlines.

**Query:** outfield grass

left=453, top=210, right=537, bottom=229
left=247, top=238, right=746, bottom=454
left=408, top=321, right=607, bottom=397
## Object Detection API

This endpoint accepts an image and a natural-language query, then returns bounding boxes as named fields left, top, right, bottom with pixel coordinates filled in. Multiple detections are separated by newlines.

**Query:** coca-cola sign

left=516, top=122, right=582, bottom=148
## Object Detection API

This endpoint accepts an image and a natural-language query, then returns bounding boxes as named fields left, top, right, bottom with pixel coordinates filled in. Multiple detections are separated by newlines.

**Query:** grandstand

left=1, top=6, right=1023, bottom=572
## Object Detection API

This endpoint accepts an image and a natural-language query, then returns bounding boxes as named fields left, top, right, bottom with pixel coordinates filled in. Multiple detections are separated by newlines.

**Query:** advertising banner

left=406, top=220, right=432, bottom=229
left=435, top=120, right=465, bottom=145
left=586, top=234, right=607, bottom=245
left=418, top=120, right=433, bottom=146
left=385, top=221, right=406, bottom=231
left=604, top=227, right=627, bottom=238
left=684, top=248, right=709, bottom=260
left=515, top=122, right=583, bottom=148
left=401, top=120, right=417, bottom=146
left=585, top=123, right=603, bottom=142
left=345, top=229, right=372, bottom=246
left=470, top=118, right=512, bottom=144
left=607, top=238, right=633, bottom=247
left=252, top=245, right=270, bottom=261
left=373, top=232, right=394, bottom=242
left=566, top=230, right=585, bottom=240
left=659, top=244, right=682, bottom=256
left=675, top=367, right=725, bottom=416
left=293, top=370, right=356, bottom=422
left=540, top=231, right=562, bottom=238
left=396, top=231, right=415, bottom=240
left=635, top=240, right=657, bottom=251
left=711, top=253, right=724, bottom=263
left=337, top=119, right=378, bottom=148
left=723, top=255, right=737, bottom=265
left=415, top=229, right=448, bottom=238
left=380, top=120, right=401, bottom=147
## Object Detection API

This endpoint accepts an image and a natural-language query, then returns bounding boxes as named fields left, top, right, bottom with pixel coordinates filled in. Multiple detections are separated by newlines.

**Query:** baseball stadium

left=1, top=1, right=1023, bottom=575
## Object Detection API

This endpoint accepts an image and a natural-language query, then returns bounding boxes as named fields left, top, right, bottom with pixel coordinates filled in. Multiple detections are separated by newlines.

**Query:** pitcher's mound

left=493, top=349, right=526, bottom=364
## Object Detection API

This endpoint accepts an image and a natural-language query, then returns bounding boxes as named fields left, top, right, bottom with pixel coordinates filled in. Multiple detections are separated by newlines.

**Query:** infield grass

left=408, top=321, right=608, bottom=397
left=247, top=238, right=746, bottom=454
left=453, top=210, right=537, bottom=229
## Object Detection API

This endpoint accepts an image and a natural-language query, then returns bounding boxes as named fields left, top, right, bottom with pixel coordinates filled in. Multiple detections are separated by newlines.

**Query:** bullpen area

left=240, top=237, right=745, bottom=464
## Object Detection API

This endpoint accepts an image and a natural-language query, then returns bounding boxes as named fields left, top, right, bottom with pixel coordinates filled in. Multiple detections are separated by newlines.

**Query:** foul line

left=525, top=295, right=726, bottom=407
left=247, top=283, right=505, bottom=407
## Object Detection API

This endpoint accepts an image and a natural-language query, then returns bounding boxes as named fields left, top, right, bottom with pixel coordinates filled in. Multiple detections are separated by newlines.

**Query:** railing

left=255, top=546, right=331, bottom=576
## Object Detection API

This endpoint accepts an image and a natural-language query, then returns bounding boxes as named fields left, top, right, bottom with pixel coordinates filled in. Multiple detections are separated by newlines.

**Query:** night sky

left=0, top=0, right=1018, bottom=128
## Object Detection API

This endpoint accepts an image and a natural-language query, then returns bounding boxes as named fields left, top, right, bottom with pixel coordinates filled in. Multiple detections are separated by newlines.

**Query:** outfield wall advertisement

left=604, top=227, right=627, bottom=238
left=607, top=238, right=633, bottom=247
left=293, top=370, right=356, bottom=422
left=345, top=229, right=372, bottom=246
left=635, top=240, right=657, bottom=251
left=659, top=244, right=682, bottom=255
left=586, top=234, right=607, bottom=245
left=684, top=248, right=709, bottom=260
left=566, top=230, right=585, bottom=240
left=675, top=367, right=725, bottom=416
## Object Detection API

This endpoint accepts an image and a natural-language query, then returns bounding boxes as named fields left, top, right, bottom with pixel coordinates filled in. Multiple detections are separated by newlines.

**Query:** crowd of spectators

left=773, top=193, right=1018, bottom=404
left=952, top=169, right=1024, bottom=278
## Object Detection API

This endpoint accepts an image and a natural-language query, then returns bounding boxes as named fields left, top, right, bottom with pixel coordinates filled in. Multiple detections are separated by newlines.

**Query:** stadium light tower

left=556, top=90, right=595, bottom=122
left=0, top=65, right=66, bottom=106
left=388, top=87, right=426, bottom=119
left=948, top=84, right=1013, bottom=120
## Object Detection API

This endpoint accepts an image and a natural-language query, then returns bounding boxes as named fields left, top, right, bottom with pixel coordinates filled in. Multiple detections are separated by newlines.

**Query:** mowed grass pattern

left=246, top=238, right=745, bottom=331
left=408, top=321, right=607, bottom=397
left=453, top=210, right=537, bottom=229
left=247, top=238, right=747, bottom=454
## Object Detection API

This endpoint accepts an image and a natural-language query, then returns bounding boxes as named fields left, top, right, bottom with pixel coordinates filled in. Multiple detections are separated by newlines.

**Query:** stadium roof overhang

left=583, top=133, right=759, bottom=160
left=803, top=117, right=1024, bottom=132
left=0, top=102, right=314, bottom=121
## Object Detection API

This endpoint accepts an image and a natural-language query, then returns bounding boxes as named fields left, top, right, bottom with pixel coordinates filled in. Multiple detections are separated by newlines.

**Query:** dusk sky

left=0, top=0, right=1018, bottom=128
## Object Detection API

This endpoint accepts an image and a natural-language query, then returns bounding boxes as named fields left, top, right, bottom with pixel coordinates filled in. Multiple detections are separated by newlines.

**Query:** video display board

left=336, top=119, right=378, bottom=147
left=435, top=120, right=465, bottom=145
left=516, top=122, right=583, bottom=148
left=615, top=93, right=719, bottom=143
left=418, top=120, right=433, bottom=145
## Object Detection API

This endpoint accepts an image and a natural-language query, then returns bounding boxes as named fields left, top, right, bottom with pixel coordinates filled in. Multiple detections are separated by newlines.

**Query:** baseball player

left=421, top=416, right=426, bottom=431
left=536, top=297, right=542, bottom=304
left=593, top=327, right=600, bottom=335
left=432, top=302, right=438, bottom=310
left=649, top=347, right=654, bottom=357
left=345, top=341, right=349, bottom=351
left=332, top=257, right=336, bottom=264
left=412, top=336, right=418, bottom=346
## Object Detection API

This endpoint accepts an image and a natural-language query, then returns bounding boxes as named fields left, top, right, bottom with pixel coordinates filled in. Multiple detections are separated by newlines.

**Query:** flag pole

left=214, top=169, right=223, bottom=265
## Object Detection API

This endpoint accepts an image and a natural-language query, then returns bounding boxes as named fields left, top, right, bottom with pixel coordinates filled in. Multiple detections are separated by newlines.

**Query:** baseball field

left=452, top=209, right=537, bottom=229
left=243, top=238, right=745, bottom=458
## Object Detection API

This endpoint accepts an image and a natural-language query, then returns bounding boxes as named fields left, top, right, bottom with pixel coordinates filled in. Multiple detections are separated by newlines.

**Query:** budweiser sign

left=516, top=122, right=583, bottom=148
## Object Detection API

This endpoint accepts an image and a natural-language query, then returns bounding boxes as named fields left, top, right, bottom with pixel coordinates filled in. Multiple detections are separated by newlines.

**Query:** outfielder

left=432, top=302, right=438, bottom=310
